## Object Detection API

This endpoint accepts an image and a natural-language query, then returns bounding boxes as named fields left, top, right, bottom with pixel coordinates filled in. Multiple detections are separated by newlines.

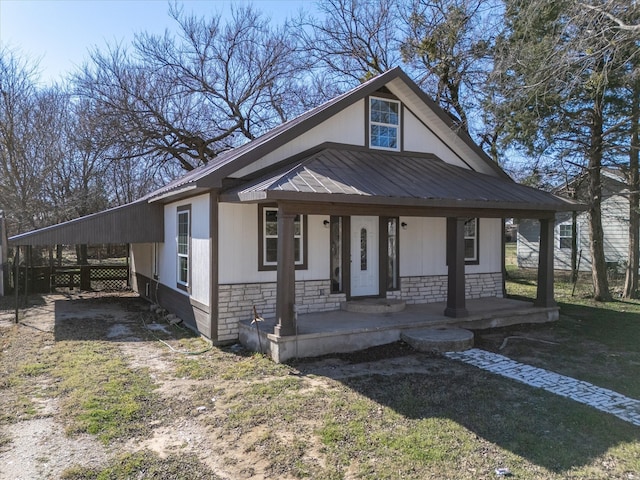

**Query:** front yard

left=1, top=265, right=639, bottom=479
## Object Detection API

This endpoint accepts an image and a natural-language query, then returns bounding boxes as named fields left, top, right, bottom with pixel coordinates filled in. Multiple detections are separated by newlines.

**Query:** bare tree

left=74, top=4, right=307, bottom=175
left=0, top=48, right=56, bottom=235
left=292, top=0, right=404, bottom=87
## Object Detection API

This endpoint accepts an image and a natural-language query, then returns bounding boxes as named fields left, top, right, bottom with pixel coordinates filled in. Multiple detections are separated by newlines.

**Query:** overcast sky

left=0, top=0, right=315, bottom=85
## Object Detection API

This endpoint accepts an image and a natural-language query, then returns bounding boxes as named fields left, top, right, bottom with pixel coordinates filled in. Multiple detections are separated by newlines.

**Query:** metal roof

left=9, top=201, right=164, bottom=246
left=222, top=147, right=580, bottom=213
left=144, top=67, right=509, bottom=202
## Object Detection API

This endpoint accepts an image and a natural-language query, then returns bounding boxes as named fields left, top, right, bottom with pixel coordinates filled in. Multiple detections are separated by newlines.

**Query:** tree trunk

left=589, top=96, right=612, bottom=301
left=624, top=82, right=640, bottom=299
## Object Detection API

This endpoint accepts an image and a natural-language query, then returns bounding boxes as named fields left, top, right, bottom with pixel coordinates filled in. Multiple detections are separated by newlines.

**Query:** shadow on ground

left=296, top=342, right=640, bottom=475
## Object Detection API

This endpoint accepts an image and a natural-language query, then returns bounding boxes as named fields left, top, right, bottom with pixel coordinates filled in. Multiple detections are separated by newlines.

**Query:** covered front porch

left=239, top=297, right=559, bottom=363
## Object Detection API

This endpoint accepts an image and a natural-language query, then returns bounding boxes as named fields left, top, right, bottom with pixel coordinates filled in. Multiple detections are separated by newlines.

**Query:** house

left=10, top=68, right=580, bottom=361
left=518, top=169, right=632, bottom=273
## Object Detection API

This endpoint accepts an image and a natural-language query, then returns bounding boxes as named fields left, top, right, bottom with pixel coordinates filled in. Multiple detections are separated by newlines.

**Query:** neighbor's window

left=259, top=206, right=307, bottom=270
left=464, top=218, right=479, bottom=263
left=370, top=97, right=400, bottom=150
left=559, top=224, right=573, bottom=249
left=177, top=206, right=191, bottom=288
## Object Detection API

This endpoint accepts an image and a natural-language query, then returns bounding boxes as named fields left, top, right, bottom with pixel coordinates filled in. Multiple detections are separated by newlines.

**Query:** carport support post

left=444, top=217, right=468, bottom=318
left=14, top=246, right=19, bottom=324
left=275, top=208, right=296, bottom=337
left=535, top=217, right=557, bottom=308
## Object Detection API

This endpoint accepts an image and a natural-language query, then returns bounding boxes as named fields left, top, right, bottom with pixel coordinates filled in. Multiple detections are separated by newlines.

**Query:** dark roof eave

left=223, top=190, right=584, bottom=216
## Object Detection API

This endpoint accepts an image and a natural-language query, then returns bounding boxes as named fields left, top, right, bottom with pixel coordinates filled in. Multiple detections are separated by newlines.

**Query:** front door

left=350, top=216, right=379, bottom=297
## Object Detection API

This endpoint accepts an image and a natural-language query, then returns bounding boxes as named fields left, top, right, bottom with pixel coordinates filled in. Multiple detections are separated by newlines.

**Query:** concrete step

left=341, top=298, right=406, bottom=313
left=402, top=327, right=474, bottom=353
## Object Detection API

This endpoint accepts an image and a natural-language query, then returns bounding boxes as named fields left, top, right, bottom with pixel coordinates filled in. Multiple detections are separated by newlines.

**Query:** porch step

left=341, top=298, right=406, bottom=314
left=401, top=327, right=474, bottom=353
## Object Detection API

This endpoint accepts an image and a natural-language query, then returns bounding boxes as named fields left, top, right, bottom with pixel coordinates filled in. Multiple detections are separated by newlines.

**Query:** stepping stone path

left=445, top=348, right=640, bottom=427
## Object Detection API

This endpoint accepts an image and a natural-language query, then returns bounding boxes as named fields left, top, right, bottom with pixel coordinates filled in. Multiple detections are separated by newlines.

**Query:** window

left=369, top=97, right=400, bottom=150
left=177, top=206, right=190, bottom=289
left=387, top=218, right=399, bottom=290
left=259, top=206, right=307, bottom=270
left=330, top=217, right=342, bottom=293
left=464, top=218, right=478, bottom=263
left=559, top=224, right=573, bottom=249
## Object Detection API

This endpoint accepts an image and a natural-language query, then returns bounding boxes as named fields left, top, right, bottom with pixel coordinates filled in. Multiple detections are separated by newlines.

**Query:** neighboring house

left=518, top=169, right=632, bottom=273
left=10, top=68, right=578, bottom=358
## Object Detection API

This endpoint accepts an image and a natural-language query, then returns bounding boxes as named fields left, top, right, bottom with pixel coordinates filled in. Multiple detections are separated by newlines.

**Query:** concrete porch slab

left=238, top=297, right=559, bottom=363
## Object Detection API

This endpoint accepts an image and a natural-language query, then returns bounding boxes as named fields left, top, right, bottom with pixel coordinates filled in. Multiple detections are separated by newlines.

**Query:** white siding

left=130, top=243, right=153, bottom=278
left=159, top=194, right=210, bottom=306
left=399, top=216, right=502, bottom=277
left=403, top=109, right=470, bottom=169
left=231, top=101, right=366, bottom=178
left=218, top=203, right=330, bottom=284
left=518, top=192, right=632, bottom=272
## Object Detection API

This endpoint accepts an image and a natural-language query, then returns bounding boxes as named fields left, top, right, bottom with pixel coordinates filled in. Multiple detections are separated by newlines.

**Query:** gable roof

left=221, top=146, right=580, bottom=214
left=145, top=67, right=509, bottom=203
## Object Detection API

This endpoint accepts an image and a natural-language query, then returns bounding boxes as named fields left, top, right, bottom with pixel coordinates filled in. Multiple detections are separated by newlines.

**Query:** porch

left=239, top=297, right=559, bottom=363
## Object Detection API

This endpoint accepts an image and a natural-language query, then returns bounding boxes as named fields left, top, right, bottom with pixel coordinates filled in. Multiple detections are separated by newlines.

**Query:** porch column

left=445, top=217, right=468, bottom=318
left=535, top=217, right=557, bottom=308
left=274, top=209, right=296, bottom=336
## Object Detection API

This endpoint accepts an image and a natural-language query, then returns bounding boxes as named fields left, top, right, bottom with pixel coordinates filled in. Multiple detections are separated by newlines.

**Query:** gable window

left=559, top=223, right=573, bottom=249
left=369, top=97, right=400, bottom=151
left=464, top=218, right=479, bottom=263
left=177, top=206, right=191, bottom=290
left=259, top=206, right=307, bottom=271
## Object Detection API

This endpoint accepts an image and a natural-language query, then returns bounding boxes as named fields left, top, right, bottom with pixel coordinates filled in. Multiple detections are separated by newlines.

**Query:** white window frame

left=369, top=96, right=401, bottom=151
left=177, top=208, right=190, bottom=287
left=261, top=207, right=305, bottom=268
left=559, top=223, right=573, bottom=249
left=464, top=218, right=478, bottom=263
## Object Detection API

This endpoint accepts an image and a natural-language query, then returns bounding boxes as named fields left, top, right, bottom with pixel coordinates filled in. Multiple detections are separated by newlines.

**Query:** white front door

left=351, top=216, right=379, bottom=297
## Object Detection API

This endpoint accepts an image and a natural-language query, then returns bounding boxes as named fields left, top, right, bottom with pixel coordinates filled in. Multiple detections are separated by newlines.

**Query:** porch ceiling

left=220, top=147, right=582, bottom=216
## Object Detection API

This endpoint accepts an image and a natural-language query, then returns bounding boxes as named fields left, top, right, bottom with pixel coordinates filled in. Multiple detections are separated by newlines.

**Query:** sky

left=0, top=0, right=315, bottom=85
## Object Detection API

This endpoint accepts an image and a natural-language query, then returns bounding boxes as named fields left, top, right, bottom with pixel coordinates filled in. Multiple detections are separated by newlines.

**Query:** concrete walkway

left=445, top=348, right=640, bottom=427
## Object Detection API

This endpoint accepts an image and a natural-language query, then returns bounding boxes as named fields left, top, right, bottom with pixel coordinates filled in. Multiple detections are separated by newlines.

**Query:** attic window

left=369, top=97, right=400, bottom=151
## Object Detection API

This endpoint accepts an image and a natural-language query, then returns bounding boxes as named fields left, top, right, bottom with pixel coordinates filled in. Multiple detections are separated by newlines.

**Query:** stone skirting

left=386, top=273, right=503, bottom=304
left=217, top=280, right=346, bottom=342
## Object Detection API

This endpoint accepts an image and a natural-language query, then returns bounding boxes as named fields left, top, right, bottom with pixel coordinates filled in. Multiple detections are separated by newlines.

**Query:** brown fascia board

left=223, top=189, right=583, bottom=215
left=390, top=69, right=511, bottom=181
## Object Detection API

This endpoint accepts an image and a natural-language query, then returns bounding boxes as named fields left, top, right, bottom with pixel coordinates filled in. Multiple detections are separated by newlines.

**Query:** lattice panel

left=90, top=266, right=128, bottom=291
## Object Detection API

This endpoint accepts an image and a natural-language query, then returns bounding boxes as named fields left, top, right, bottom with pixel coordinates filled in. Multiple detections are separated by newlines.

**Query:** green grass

left=53, top=342, right=159, bottom=444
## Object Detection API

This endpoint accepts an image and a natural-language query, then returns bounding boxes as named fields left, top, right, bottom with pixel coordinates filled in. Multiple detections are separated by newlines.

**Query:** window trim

left=559, top=223, right=573, bottom=249
left=258, top=205, right=308, bottom=271
left=368, top=96, right=401, bottom=151
left=176, top=205, right=191, bottom=291
left=464, top=218, right=480, bottom=265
